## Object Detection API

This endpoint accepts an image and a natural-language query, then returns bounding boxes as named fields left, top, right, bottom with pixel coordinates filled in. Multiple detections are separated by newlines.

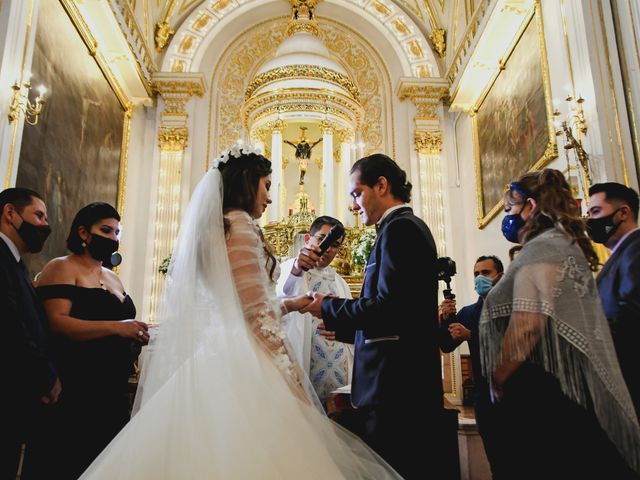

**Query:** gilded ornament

left=286, top=21, right=320, bottom=37
left=245, top=65, right=360, bottom=100
left=373, top=1, right=391, bottom=16
left=192, top=13, right=213, bottom=32
left=429, top=27, right=446, bottom=58
left=158, top=127, right=188, bottom=151
left=415, top=130, right=442, bottom=155
left=154, top=21, right=174, bottom=52
left=320, top=119, right=334, bottom=134
left=171, top=59, right=187, bottom=72
left=392, top=18, right=410, bottom=36
left=416, top=65, right=431, bottom=78
left=178, top=35, right=195, bottom=54
left=407, top=39, right=424, bottom=59
left=213, top=0, right=232, bottom=12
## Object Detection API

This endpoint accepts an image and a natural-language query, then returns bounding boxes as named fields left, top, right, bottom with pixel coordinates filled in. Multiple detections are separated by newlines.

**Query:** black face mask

left=13, top=215, right=51, bottom=253
left=586, top=209, right=622, bottom=245
left=86, top=234, right=119, bottom=264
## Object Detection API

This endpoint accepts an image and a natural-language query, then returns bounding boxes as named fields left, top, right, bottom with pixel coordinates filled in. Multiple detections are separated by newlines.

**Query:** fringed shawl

left=480, top=229, right=640, bottom=473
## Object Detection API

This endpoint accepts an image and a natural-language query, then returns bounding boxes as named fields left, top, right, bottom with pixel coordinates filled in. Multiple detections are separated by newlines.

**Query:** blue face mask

left=501, top=213, right=525, bottom=243
left=474, top=275, right=494, bottom=297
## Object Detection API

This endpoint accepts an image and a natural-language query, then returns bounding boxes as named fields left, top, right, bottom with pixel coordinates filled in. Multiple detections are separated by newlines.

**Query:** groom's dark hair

left=351, top=154, right=412, bottom=202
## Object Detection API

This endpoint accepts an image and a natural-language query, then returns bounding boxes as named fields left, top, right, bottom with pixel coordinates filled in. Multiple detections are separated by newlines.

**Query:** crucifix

left=284, top=126, right=322, bottom=185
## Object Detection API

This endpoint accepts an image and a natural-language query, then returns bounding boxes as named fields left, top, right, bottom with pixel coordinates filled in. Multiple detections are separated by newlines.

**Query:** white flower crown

left=213, top=143, right=263, bottom=169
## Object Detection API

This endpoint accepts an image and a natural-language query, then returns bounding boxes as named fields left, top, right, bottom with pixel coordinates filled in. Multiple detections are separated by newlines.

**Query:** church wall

left=16, top=0, right=125, bottom=275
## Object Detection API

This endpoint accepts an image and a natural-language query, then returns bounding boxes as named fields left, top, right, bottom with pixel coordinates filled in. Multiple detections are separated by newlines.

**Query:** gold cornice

left=151, top=73, right=206, bottom=97
left=397, top=84, right=449, bottom=101
left=245, top=65, right=360, bottom=100
left=415, top=130, right=442, bottom=155
left=243, top=88, right=363, bottom=130
left=429, top=28, right=446, bottom=58
left=158, top=126, right=188, bottom=151
left=252, top=103, right=355, bottom=128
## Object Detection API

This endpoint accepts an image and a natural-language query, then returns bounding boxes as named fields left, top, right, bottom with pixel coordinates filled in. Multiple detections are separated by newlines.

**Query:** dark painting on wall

left=474, top=10, right=556, bottom=228
left=17, top=0, right=124, bottom=274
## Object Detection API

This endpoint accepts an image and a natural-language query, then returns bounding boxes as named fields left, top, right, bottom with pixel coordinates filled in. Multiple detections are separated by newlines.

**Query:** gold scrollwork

left=415, top=130, right=442, bottom=155
left=245, top=65, right=360, bottom=100
left=158, top=127, right=188, bottom=151
left=286, top=21, right=321, bottom=37
left=429, top=27, right=446, bottom=58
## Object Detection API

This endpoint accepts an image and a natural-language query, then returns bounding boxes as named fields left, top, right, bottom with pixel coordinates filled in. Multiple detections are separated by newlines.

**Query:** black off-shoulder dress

left=37, top=285, right=140, bottom=479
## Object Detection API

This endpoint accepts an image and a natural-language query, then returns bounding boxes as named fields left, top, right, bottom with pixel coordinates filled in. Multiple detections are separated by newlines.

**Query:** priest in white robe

left=277, top=216, right=354, bottom=400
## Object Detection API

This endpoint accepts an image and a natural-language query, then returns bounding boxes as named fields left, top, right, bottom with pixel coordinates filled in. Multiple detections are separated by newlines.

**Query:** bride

left=80, top=146, right=402, bottom=479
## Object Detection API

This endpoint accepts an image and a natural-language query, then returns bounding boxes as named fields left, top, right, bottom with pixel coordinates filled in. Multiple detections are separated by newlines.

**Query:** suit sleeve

left=611, top=243, right=640, bottom=338
left=438, top=311, right=464, bottom=353
left=321, top=218, right=433, bottom=334
left=0, top=262, right=57, bottom=397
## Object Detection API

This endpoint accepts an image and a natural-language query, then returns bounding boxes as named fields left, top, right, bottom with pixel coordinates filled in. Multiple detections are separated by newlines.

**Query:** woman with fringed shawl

left=481, top=168, right=640, bottom=479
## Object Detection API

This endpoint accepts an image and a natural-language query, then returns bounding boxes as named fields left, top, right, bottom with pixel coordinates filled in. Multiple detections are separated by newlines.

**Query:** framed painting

left=16, top=0, right=130, bottom=274
left=473, top=5, right=557, bottom=228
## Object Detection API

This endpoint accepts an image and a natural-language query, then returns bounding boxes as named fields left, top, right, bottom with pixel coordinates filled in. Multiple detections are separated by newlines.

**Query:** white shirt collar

left=377, top=203, right=411, bottom=226
left=612, top=226, right=640, bottom=253
left=0, top=232, right=21, bottom=262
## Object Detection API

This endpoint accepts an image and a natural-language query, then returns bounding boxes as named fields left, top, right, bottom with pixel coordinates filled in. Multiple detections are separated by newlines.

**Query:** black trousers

left=337, top=404, right=460, bottom=480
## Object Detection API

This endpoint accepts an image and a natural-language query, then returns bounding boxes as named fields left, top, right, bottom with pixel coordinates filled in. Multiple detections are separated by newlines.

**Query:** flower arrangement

left=352, top=228, right=376, bottom=266
left=213, top=143, right=262, bottom=169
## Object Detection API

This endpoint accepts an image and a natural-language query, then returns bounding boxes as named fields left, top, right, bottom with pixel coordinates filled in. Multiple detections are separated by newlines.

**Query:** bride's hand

left=283, top=294, right=313, bottom=313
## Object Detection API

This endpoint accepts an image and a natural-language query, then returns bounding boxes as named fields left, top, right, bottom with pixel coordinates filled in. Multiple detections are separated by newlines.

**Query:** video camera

left=436, top=256, right=457, bottom=300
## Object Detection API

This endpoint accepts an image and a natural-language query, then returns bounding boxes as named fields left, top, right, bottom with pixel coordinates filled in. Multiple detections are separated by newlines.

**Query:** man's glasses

left=313, top=234, right=343, bottom=249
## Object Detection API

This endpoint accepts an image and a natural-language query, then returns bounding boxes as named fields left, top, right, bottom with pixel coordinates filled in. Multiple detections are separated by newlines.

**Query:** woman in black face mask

left=35, top=202, right=149, bottom=479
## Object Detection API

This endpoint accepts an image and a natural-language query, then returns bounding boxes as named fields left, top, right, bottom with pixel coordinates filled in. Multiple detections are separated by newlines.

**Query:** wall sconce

left=553, top=94, right=591, bottom=185
left=8, top=77, right=46, bottom=125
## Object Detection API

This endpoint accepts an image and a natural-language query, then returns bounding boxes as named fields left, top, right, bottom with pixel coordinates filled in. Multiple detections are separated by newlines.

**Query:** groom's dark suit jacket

left=322, top=206, right=443, bottom=411
left=597, top=228, right=640, bottom=416
left=0, top=238, right=57, bottom=439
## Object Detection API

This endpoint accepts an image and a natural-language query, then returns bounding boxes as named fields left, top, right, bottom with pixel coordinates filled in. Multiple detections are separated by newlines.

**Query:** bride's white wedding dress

left=80, top=168, right=401, bottom=479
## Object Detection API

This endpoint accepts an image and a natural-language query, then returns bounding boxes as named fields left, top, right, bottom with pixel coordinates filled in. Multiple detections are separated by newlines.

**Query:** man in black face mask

left=587, top=182, right=640, bottom=418
left=0, top=187, right=60, bottom=479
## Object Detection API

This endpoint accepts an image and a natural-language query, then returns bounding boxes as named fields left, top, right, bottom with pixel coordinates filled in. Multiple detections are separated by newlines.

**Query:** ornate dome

left=243, top=6, right=362, bottom=133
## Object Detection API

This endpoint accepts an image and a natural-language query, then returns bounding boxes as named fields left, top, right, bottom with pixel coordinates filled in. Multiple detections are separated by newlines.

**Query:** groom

left=302, top=154, right=449, bottom=479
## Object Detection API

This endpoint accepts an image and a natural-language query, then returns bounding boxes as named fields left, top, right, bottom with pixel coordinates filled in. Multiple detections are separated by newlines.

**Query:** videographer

left=439, top=255, right=505, bottom=479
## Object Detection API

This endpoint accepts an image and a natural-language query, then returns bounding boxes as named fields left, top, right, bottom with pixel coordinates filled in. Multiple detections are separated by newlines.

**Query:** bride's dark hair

left=218, top=150, right=278, bottom=280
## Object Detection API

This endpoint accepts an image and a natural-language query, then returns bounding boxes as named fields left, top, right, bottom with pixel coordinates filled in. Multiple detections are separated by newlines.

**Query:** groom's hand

left=300, top=291, right=326, bottom=318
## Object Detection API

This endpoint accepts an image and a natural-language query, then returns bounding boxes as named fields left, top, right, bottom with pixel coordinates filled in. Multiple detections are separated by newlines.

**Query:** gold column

left=147, top=73, right=205, bottom=323
left=398, top=78, right=461, bottom=403
left=397, top=78, right=448, bottom=255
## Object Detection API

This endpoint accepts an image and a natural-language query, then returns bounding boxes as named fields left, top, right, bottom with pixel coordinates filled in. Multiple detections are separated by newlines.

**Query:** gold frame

left=58, top=0, right=132, bottom=216
left=473, top=3, right=557, bottom=228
